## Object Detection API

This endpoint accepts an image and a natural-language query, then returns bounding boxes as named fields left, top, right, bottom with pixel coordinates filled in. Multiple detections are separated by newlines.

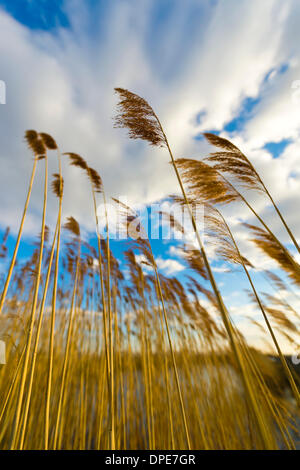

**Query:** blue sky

left=0, top=0, right=300, bottom=352
left=0, top=0, right=68, bottom=29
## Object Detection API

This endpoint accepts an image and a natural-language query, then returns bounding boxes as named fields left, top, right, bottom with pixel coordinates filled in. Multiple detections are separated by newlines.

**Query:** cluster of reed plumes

left=0, top=90, right=299, bottom=450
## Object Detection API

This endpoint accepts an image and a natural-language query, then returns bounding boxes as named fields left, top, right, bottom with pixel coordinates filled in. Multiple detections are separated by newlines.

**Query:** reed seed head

left=64, top=216, right=81, bottom=238
left=51, top=173, right=64, bottom=198
left=65, top=152, right=88, bottom=171
left=114, top=87, right=166, bottom=147
left=40, top=132, right=58, bottom=150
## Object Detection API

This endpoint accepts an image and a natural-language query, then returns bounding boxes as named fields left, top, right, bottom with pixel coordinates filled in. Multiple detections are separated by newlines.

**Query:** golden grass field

left=0, top=88, right=299, bottom=450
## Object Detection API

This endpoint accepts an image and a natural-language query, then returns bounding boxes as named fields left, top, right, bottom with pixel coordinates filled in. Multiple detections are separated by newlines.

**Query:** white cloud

left=212, top=265, right=231, bottom=274
left=135, top=253, right=184, bottom=276
left=156, top=257, right=185, bottom=275
left=0, top=0, right=298, bottom=244
left=168, top=245, right=182, bottom=258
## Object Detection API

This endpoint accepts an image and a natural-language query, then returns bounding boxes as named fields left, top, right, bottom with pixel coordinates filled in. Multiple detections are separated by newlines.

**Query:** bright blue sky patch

left=195, top=110, right=207, bottom=126
left=264, top=139, right=292, bottom=159
left=0, top=0, right=69, bottom=30
left=224, top=96, right=261, bottom=134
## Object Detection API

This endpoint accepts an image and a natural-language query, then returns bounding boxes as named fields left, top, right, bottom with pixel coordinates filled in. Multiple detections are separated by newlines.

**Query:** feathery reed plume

left=66, top=152, right=88, bottom=170
left=64, top=216, right=81, bottom=238
left=245, top=223, right=300, bottom=286
left=262, top=286, right=300, bottom=322
left=40, top=132, right=58, bottom=150
left=114, top=89, right=273, bottom=448
left=204, top=133, right=263, bottom=192
left=114, top=88, right=166, bottom=147
left=1, top=105, right=299, bottom=450
left=26, top=131, right=46, bottom=158
left=2, top=227, right=9, bottom=243
left=182, top=246, right=208, bottom=281
left=205, top=205, right=300, bottom=407
left=204, top=206, right=251, bottom=267
left=265, top=307, right=298, bottom=334
left=175, top=158, right=298, bottom=291
left=174, top=158, right=238, bottom=205
left=173, top=157, right=299, bottom=329
left=88, top=167, right=103, bottom=193
left=25, top=130, right=38, bottom=149
left=0, top=131, right=42, bottom=316
left=51, top=173, right=64, bottom=199
left=265, top=271, right=289, bottom=293
left=204, top=133, right=300, bottom=254
left=0, top=227, right=9, bottom=260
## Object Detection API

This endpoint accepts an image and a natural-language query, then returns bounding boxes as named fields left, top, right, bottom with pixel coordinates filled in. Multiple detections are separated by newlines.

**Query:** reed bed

left=0, top=90, right=299, bottom=450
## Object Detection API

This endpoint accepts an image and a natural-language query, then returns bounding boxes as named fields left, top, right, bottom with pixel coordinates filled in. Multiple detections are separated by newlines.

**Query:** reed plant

left=0, top=91, right=299, bottom=450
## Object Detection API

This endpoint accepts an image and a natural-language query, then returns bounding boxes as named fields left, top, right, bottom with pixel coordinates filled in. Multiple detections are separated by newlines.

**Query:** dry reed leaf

left=64, top=216, right=80, bottom=238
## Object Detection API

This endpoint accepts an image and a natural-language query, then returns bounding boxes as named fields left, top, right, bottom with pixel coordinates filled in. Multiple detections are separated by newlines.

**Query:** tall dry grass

left=0, top=91, right=299, bottom=449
